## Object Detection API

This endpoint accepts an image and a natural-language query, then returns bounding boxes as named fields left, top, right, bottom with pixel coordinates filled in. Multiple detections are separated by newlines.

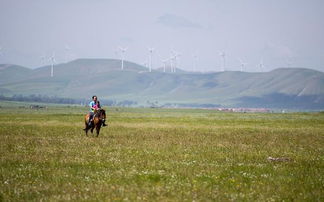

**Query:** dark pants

left=89, top=112, right=94, bottom=122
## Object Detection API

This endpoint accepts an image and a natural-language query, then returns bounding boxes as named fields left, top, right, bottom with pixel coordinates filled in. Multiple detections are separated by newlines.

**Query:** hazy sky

left=1, top=0, right=324, bottom=72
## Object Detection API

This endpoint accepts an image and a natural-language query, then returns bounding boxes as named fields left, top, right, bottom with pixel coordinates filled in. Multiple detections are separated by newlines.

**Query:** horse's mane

left=94, top=108, right=106, bottom=118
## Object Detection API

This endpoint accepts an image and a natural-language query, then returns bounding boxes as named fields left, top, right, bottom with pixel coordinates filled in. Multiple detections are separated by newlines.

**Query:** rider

left=88, top=95, right=107, bottom=127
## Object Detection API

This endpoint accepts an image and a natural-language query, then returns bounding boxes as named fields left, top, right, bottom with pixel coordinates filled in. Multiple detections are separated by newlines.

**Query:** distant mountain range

left=1, top=58, right=324, bottom=109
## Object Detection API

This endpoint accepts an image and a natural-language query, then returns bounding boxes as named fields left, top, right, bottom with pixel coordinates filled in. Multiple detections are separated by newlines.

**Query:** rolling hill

left=1, top=59, right=324, bottom=109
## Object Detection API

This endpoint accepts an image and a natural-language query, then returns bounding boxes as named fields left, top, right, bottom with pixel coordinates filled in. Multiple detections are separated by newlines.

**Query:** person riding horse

left=87, top=95, right=107, bottom=127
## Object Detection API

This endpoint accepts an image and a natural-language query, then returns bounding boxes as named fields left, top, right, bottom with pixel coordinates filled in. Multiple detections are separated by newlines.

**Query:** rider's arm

left=89, top=101, right=95, bottom=111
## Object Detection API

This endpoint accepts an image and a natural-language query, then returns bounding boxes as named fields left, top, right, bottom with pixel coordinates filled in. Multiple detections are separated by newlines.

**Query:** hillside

left=0, top=59, right=324, bottom=109
left=0, top=64, right=32, bottom=85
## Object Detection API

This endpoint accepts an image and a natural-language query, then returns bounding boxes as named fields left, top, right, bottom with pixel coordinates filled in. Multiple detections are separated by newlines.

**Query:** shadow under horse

left=84, top=108, right=106, bottom=137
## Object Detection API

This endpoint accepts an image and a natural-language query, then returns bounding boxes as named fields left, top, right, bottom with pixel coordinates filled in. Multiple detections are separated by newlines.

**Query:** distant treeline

left=0, top=94, right=138, bottom=107
left=236, top=93, right=324, bottom=110
left=0, top=94, right=222, bottom=108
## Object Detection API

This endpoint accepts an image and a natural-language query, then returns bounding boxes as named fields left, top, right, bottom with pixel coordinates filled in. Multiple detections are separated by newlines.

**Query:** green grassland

left=0, top=101, right=323, bottom=201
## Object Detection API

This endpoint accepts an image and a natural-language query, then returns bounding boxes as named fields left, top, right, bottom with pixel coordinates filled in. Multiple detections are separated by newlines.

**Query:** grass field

left=0, top=101, right=323, bottom=201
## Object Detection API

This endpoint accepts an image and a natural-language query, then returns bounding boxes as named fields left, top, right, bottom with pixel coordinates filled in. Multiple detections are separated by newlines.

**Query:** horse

left=84, top=108, right=106, bottom=137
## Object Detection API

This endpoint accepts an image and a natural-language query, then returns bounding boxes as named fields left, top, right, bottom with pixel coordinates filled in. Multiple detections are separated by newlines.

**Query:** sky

left=0, top=0, right=324, bottom=72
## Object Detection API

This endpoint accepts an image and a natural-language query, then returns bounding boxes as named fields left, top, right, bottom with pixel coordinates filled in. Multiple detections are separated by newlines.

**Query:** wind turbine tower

left=148, top=47, right=154, bottom=72
left=119, top=46, right=128, bottom=70
left=171, top=51, right=181, bottom=73
left=259, top=59, right=265, bottom=72
left=238, top=59, right=247, bottom=72
left=219, top=51, right=226, bottom=71
left=49, top=52, right=56, bottom=77
left=40, top=55, right=46, bottom=66
left=162, top=59, right=168, bottom=73
left=172, top=56, right=176, bottom=73
left=169, top=56, right=174, bottom=73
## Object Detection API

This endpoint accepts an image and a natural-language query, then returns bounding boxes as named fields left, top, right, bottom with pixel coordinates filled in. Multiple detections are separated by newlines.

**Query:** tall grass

left=0, top=103, right=323, bottom=201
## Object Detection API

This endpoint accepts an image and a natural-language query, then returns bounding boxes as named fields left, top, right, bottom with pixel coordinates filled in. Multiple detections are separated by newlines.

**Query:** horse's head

left=94, top=108, right=106, bottom=119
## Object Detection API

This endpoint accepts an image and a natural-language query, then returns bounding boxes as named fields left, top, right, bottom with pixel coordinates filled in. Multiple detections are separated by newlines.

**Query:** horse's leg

left=96, top=125, right=101, bottom=137
left=85, top=125, right=89, bottom=136
left=85, top=123, right=91, bottom=136
left=91, top=118, right=99, bottom=136
left=84, top=115, right=89, bottom=136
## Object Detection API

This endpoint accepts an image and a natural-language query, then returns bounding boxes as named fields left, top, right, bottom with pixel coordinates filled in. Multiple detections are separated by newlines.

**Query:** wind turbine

left=148, top=47, right=155, bottom=72
left=238, top=58, right=247, bottom=72
left=171, top=50, right=181, bottom=73
left=155, top=51, right=168, bottom=73
left=49, top=52, right=56, bottom=77
left=219, top=51, right=226, bottom=71
left=259, top=59, right=265, bottom=72
left=162, top=59, right=168, bottom=73
left=40, top=54, right=47, bottom=66
left=169, top=56, right=174, bottom=73
left=118, top=46, right=128, bottom=70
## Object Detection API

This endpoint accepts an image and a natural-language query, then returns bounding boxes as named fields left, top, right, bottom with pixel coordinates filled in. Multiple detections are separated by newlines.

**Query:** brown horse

left=84, top=108, right=106, bottom=137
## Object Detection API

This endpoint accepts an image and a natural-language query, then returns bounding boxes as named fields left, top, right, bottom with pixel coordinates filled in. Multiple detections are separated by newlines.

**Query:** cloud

left=156, top=14, right=203, bottom=29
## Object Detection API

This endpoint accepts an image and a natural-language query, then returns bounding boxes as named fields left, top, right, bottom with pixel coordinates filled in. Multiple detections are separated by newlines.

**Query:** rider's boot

left=102, top=119, right=107, bottom=127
